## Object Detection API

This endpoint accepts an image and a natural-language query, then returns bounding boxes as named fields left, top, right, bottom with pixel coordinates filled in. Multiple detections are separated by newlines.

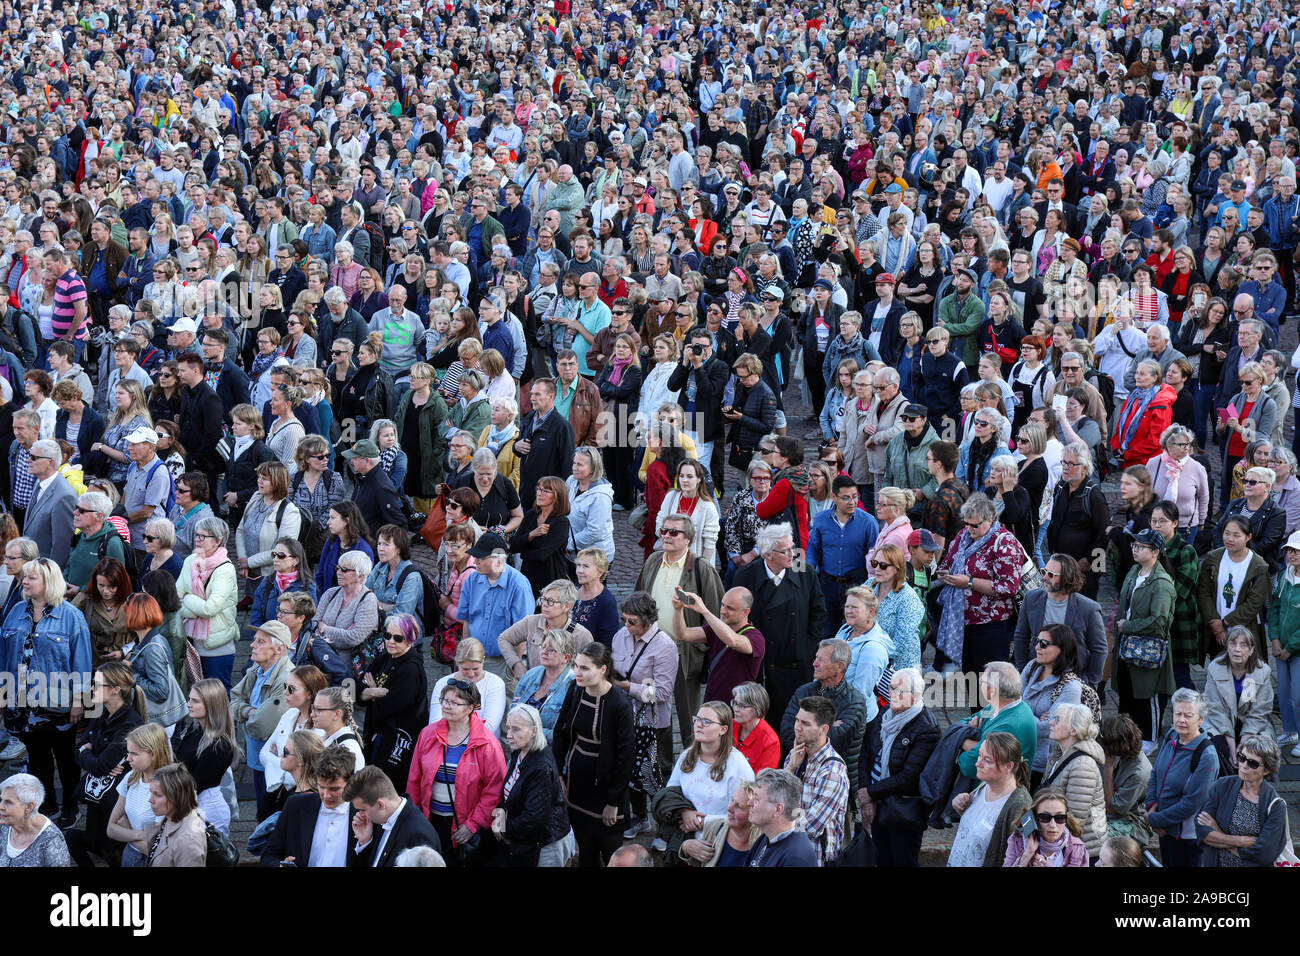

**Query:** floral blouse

left=936, top=527, right=1023, bottom=625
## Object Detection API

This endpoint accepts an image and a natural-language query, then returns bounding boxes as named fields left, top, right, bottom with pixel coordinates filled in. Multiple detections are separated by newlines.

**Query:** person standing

left=514, top=378, right=576, bottom=510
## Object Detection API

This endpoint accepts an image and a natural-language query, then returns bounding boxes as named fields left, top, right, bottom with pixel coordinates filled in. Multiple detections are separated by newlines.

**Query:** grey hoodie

left=56, top=363, right=94, bottom=405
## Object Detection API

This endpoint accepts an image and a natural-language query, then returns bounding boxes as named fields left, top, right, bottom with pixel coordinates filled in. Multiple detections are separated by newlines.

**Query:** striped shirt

left=53, top=269, right=89, bottom=340
left=429, top=742, right=465, bottom=819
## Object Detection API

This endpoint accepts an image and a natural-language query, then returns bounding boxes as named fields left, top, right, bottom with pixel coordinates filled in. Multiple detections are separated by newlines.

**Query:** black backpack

left=99, top=526, right=139, bottom=586
left=361, top=222, right=386, bottom=269
left=395, top=564, right=441, bottom=639
left=277, top=497, right=325, bottom=566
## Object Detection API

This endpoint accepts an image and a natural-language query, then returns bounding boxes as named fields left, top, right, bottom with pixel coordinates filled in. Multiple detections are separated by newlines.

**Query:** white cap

left=124, top=426, right=159, bottom=445
left=168, top=317, right=197, bottom=335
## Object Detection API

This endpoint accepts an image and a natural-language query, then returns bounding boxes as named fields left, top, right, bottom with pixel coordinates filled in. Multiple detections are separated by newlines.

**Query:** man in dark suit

left=1010, top=554, right=1108, bottom=686
left=515, top=378, right=576, bottom=510
left=734, top=521, right=828, bottom=740
left=175, top=352, right=226, bottom=499
left=21, top=439, right=76, bottom=566
left=1032, top=178, right=1080, bottom=235
left=261, top=746, right=359, bottom=867
left=347, top=765, right=442, bottom=867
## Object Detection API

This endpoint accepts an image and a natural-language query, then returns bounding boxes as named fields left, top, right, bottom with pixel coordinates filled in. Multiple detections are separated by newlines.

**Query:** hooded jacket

left=566, top=476, right=615, bottom=556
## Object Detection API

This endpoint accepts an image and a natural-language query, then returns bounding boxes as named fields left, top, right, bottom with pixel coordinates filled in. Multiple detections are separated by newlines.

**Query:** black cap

left=901, top=403, right=928, bottom=418
left=1126, top=527, right=1165, bottom=553
left=468, top=532, right=510, bottom=558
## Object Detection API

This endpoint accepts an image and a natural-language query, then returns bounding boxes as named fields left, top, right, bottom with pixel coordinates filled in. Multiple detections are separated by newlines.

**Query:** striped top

left=53, top=269, right=89, bottom=340
left=429, top=742, right=466, bottom=819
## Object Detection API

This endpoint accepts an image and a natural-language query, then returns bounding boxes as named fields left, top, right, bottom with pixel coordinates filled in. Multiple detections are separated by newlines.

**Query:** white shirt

left=667, top=749, right=755, bottom=816
left=308, top=801, right=350, bottom=868
left=764, top=561, right=786, bottom=589
left=948, top=784, right=1013, bottom=867
left=368, top=797, right=408, bottom=866
left=322, top=727, right=365, bottom=772
left=428, top=672, right=507, bottom=734
left=1216, top=551, right=1253, bottom=619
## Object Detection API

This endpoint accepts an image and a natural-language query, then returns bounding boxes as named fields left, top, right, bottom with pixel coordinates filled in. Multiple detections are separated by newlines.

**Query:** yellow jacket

left=478, top=425, right=521, bottom=491
left=637, top=431, right=699, bottom=484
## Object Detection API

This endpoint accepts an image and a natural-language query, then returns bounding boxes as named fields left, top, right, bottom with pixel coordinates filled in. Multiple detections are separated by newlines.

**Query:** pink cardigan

left=867, top=517, right=914, bottom=565
left=407, top=712, right=507, bottom=833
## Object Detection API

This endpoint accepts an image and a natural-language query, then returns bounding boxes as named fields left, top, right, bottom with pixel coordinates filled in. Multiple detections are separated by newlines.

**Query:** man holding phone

left=672, top=586, right=765, bottom=704
left=668, top=328, right=729, bottom=494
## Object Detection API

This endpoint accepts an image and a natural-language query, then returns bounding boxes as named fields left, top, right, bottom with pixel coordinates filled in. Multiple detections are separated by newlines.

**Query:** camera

left=690, top=344, right=704, bottom=355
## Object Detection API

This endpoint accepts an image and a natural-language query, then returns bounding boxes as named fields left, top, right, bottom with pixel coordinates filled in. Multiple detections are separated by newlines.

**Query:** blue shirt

left=456, top=565, right=536, bottom=658
left=806, top=507, right=879, bottom=577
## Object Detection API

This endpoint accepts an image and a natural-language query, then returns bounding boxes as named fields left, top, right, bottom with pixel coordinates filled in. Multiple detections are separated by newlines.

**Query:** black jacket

left=55, top=405, right=106, bottom=475
left=498, top=746, right=570, bottom=862
left=859, top=707, right=941, bottom=830
left=362, top=648, right=429, bottom=750
left=552, top=682, right=635, bottom=813
left=74, top=702, right=144, bottom=778
left=178, top=381, right=226, bottom=474
left=1214, top=495, right=1287, bottom=573
left=318, top=307, right=370, bottom=363
left=1045, top=478, right=1110, bottom=569
left=261, top=791, right=358, bottom=867
left=209, top=359, right=251, bottom=417
left=516, top=407, right=576, bottom=510
left=727, top=378, right=778, bottom=453
left=227, top=440, right=277, bottom=514
left=353, top=464, right=406, bottom=534
left=779, top=677, right=868, bottom=786
left=353, top=799, right=442, bottom=867
left=667, top=355, right=730, bottom=442
left=732, top=562, right=828, bottom=678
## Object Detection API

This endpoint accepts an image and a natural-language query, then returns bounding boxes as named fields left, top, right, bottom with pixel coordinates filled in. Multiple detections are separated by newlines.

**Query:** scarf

left=379, top=446, right=398, bottom=475
left=775, top=463, right=813, bottom=497
left=936, top=521, right=1001, bottom=668
left=233, top=434, right=254, bottom=460
left=486, top=421, right=518, bottom=454
left=1036, top=828, right=1070, bottom=858
left=874, top=700, right=924, bottom=783
left=275, top=570, right=298, bottom=593
left=250, top=348, right=281, bottom=381
left=184, top=546, right=229, bottom=666
left=607, top=355, right=634, bottom=386
left=1116, top=384, right=1158, bottom=453
left=964, top=436, right=998, bottom=489
left=1159, top=451, right=1185, bottom=504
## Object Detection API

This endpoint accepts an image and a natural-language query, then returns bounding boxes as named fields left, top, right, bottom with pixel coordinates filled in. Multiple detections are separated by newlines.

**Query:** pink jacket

left=868, top=517, right=914, bottom=566
left=443, top=557, right=477, bottom=627
left=1002, top=830, right=1090, bottom=867
left=407, top=712, right=507, bottom=834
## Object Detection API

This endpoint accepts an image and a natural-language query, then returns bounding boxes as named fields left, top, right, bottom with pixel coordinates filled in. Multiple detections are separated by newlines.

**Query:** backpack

left=145, top=459, right=176, bottom=515
left=361, top=222, right=386, bottom=269
left=289, top=473, right=329, bottom=563
left=98, top=525, right=139, bottom=586
left=395, top=563, right=441, bottom=638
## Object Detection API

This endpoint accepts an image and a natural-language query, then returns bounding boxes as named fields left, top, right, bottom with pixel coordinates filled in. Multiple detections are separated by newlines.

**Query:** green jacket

left=936, top=290, right=986, bottom=369
left=1114, top=563, right=1176, bottom=699
left=1196, top=548, right=1270, bottom=659
left=1163, top=533, right=1202, bottom=666
left=395, top=388, right=450, bottom=495
left=881, top=424, right=939, bottom=499
left=462, top=213, right=506, bottom=262
left=447, top=394, right=492, bottom=444
left=1268, top=571, right=1300, bottom=655
left=543, top=179, right=585, bottom=236
left=958, top=698, right=1038, bottom=780
left=66, top=522, right=127, bottom=591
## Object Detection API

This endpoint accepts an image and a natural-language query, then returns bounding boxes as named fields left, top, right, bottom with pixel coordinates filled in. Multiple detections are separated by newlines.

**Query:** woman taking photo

left=948, top=732, right=1033, bottom=868
left=360, top=613, right=429, bottom=791
left=553, top=641, right=635, bottom=867
left=223, top=404, right=276, bottom=529
left=493, top=703, right=571, bottom=867
left=935, top=494, right=1023, bottom=675
left=169, top=678, right=238, bottom=835
left=1001, top=787, right=1090, bottom=867
left=1196, top=734, right=1289, bottom=867
left=1148, top=688, right=1219, bottom=866
left=143, top=763, right=206, bottom=867
left=65, top=662, right=146, bottom=867
left=73, top=558, right=132, bottom=667
left=572, top=547, right=621, bottom=648
left=104, top=723, right=171, bottom=867
left=1203, top=626, right=1274, bottom=771
left=1175, top=294, right=1232, bottom=448
left=1040, top=702, right=1107, bottom=861
left=315, top=502, right=374, bottom=597
left=509, top=476, right=572, bottom=596
left=123, top=593, right=187, bottom=732
left=407, top=673, right=508, bottom=866
left=176, top=515, right=239, bottom=690
left=653, top=459, right=720, bottom=565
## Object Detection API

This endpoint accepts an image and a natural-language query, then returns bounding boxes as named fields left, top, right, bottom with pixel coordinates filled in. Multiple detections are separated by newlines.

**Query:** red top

left=734, top=718, right=781, bottom=774
left=1228, top=400, right=1255, bottom=458
left=640, top=459, right=671, bottom=557
left=756, top=478, right=811, bottom=550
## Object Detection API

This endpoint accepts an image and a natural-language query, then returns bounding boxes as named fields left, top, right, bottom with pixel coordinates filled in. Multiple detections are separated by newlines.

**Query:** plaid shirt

left=922, top=477, right=970, bottom=548
left=789, top=740, right=849, bottom=864
left=11, top=444, right=34, bottom=510
left=1164, top=533, right=1202, bottom=665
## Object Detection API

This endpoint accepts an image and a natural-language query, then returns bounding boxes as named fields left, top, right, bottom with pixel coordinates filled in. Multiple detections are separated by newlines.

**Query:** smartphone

left=674, top=586, right=687, bottom=602
left=1018, top=809, right=1039, bottom=840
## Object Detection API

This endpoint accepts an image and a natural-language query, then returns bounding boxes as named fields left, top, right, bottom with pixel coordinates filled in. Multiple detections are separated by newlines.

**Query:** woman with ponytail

left=310, top=685, right=366, bottom=772
left=947, top=731, right=1033, bottom=867
left=66, top=662, right=146, bottom=866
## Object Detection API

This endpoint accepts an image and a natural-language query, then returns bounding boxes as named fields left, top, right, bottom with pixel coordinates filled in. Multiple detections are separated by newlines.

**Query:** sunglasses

left=271, top=551, right=292, bottom=560
left=869, top=560, right=891, bottom=569
left=1034, top=638, right=1056, bottom=649
left=1035, top=812, right=1069, bottom=825
left=660, top=528, right=686, bottom=538
left=1237, top=755, right=1263, bottom=770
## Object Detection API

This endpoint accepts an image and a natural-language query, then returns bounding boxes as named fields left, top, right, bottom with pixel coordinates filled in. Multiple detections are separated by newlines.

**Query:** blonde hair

left=876, top=486, right=915, bottom=511
left=110, top=379, right=153, bottom=428
left=126, top=722, right=173, bottom=786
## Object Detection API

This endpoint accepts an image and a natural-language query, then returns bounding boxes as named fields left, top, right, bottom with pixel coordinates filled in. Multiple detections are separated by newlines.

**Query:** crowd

left=2, top=0, right=1300, bottom=869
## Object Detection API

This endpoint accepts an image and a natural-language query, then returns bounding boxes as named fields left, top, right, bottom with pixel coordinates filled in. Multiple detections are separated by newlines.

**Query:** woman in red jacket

left=1111, top=360, right=1176, bottom=469
left=755, top=436, right=813, bottom=550
left=407, top=678, right=508, bottom=866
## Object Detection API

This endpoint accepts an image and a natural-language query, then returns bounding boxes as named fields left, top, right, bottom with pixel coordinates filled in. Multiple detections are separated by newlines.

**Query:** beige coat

left=840, top=398, right=873, bottom=483
left=498, top=613, right=595, bottom=680
left=147, top=811, right=207, bottom=867
left=1045, top=737, right=1108, bottom=859
left=864, top=390, right=909, bottom=480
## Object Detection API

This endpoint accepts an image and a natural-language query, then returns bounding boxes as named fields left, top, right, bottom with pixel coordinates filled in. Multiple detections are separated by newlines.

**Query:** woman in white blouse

left=654, top=458, right=721, bottom=565
left=104, top=723, right=170, bottom=867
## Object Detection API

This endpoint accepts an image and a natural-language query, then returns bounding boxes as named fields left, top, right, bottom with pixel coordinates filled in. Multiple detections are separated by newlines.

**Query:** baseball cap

left=253, top=620, right=292, bottom=647
left=168, top=317, right=197, bottom=335
left=907, top=529, right=943, bottom=553
left=1231, top=179, right=1247, bottom=190
left=1126, top=527, right=1165, bottom=552
left=124, top=426, right=159, bottom=445
left=342, top=439, right=382, bottom=459
left=875, top=272, right=897, bottom=285
left=883, top=183, right=903, bottom=194
left=901, top=403, right=928, bottom=418
left=468, top=531, right=510, bottom=558
left=761, top=286, right=784, bottom=301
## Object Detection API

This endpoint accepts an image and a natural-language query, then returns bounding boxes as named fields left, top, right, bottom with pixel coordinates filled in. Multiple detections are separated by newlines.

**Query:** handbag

left=441, top=757, right=484, bottom=864
left=1117, top=633, right=1168, bottom=669
left=419, top=492, right=449, bottom=550
left=146, top=813, right=239, bottom=867
left=631, top=703, right=664, bottom=794
left=306, top=631, right=353, bottom=686
left=628, top=494, right=648, bottom=531
left=729, top=444, right=755, bottom=471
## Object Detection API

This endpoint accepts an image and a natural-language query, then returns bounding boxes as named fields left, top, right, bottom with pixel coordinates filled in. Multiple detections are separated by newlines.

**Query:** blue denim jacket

left=0, top=600, right=94, bottom=711
left=512, top=665, right=575, bottom=745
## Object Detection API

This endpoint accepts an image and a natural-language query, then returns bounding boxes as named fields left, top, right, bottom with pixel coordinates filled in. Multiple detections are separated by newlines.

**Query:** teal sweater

left=1269, top=570, right=1300, bottom=655
left=958, top=699, right=1039, bottom=780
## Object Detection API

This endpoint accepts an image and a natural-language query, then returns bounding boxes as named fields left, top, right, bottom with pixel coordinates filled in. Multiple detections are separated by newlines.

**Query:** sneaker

left=623, top=817, right=651, bottom=839
left=57, top=811, right=79, bottom=831
left=650, top=837, right=668, bottom=853
left=0, top=738, right=25, bottom=761
left=1278, top=732, right=1299, bottom=747
left=611, top=503, right=627, bottom=512
left=1291, top=743, right=1300, bottom=759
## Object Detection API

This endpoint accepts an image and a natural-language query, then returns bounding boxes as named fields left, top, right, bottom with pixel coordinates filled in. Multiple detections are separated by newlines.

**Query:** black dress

left=508, top=510, right=573, bottom=594
left=363, top=647, right=429, bottom=792
left=472, top=475, right=521, bottom=529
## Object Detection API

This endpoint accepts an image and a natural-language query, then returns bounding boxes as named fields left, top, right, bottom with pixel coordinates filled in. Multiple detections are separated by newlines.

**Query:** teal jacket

left=1269, top=569, right=1300, bottom=655
left=958, top=698, right=1038, bottom=780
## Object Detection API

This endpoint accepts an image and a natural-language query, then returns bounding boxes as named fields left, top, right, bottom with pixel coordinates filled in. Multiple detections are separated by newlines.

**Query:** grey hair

left=76, top=492, right=113, bottom=520
left=973, top=408, right=1007, bottom=433
left=470, top=447, right=499, bottom=472
left=839, top=310, right=863, bottom=330
left=959, top=492, right=998, bottom=525
left=874, top=367, right=899, bottom=388
left=1238, top=733, right=1281, bottom=775
left=460, top=369, right=487, bottom=393
left=541, top=579, right=579, bottom=606
left=1053, top=701, right=1098, bottom=741
left=756, top=522, right=794, bottom=555
left=394, top=846, right=447, bottom=867
left=1063, top=441, right=1094, bottom=476
left=892, top=667, right=925, bottom=697
left=144, top=517, right=176, bottom=548
left=449, top=429, right=477, bottom=449
left=192, top=515, right=230, bottom=543
left=337, top=550, right=374, bottom=577
left=29, top=439, right=59, bottom=461
left=12, top=409, right=41, bottom=432
left=619, top=590, right=658, bottom=625
left=369, top=419, right=397, bottom=442
left=1160, top=424, right=1195, bottom=450
left=574, top=446, right=604, bottom=481
left=1170, top=687, right=1207, bottom=720
left=5, top=537, right=38, bottom=561
left=755, top=768, right=803, bottom=821
left=1272, top=448, right=1298, bottom=471
left=731, top=681, right=770, bottom=718
left=539, top=627, right=576, bottom=660
left=1060, top=350, right=1084, bottom=367
left=0, top=773, right=44, bottom=809
left=982, top=661, right=1023, bottom=701
left=818, top=638, right=852, bottom=666
left=323, top=287, right=348, bottom=306
left=506, top=703, right=549, bottom=752
left=1145, top=323, right=1170, bottom=344
left=1246, top=466, right=1277, bottom=486
left=661, top=511, right=696, bottom=538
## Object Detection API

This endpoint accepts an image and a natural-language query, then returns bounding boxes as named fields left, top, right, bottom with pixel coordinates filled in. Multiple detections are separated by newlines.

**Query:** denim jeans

left=1192, top=382, right=1218, bottom=450
left=1278, top=656, right=1300, bottom=737
left=200, top=654, right=235, bottom=692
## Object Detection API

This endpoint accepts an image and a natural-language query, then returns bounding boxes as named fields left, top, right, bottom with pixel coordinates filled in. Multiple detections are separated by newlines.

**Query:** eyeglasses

left=1035, top=812, right=1070, bottom=825
left=963, top=521, right=983, bottom=529
left=973, top=420, right=992, bottom=428
left=73, top=505, right=95, bottom=514
left=1237, top=755, right=1264, bottom=770
left=1061, top=460, right=1080, bottom=469
left=193, top=532, right=217, bottom=542
left=691, top=716, right=721, bottom=728
left=926, top=336, right=944, bottom=344
left=1243, top=479, right=1264, bottom=487
left=900, top=415, right=918, bottom=423
left=271, top=551, right=293, bottom=560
